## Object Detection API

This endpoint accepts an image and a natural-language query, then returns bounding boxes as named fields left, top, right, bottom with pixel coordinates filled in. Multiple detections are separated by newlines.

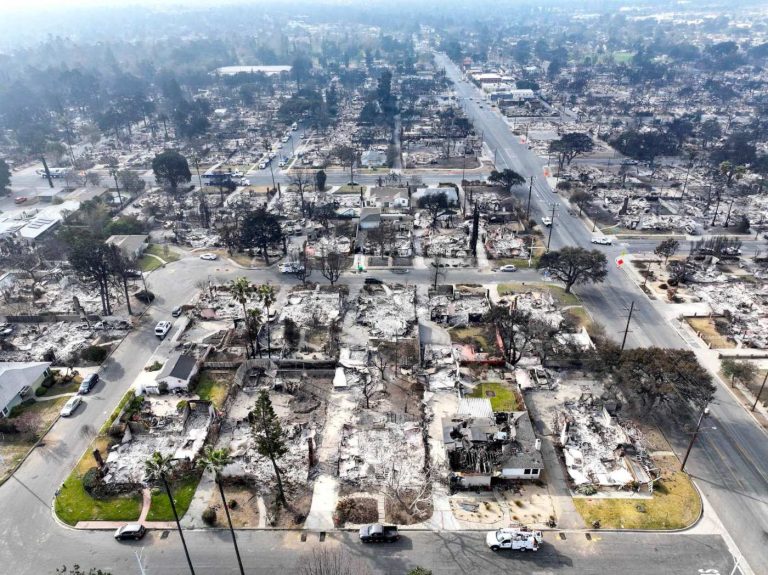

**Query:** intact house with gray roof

left=0, top=362, right=51, bottom=417
left=105, top=234, right=149, bottom=259
left=144, top=353, right=199, bottom=393
left=443, top=398, right=543, bottom=488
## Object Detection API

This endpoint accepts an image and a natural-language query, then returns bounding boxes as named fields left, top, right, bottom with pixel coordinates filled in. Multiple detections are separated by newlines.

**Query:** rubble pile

left=280, top=289, right=343, bottom=327
left=338, top=417, right=424, bottom=487
left=558, top=395, right=651, bottom=490
left=104, top=399, right=214, bottom=485
left=356, top=285, right=416, bottom=338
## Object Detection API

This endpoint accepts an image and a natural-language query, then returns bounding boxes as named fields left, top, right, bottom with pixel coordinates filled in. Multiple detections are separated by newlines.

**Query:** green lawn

left=498, top=282, right=580, bottom=306
left=145, top=243, right=181, bottom=262
left=145, top=474, right=201, bottom=521
left=195, top=372, right=230, bottom=409
left=336, top=183, right=365, bottom=194
left=138, top=254, right=164, bottom=272
left=55, top=470, right=142, bottom=526
left=467, top=382, right=518, bottom=412
left=613, top=50, right=634, bottom=64
left=563, top=306, right=591, bottom=329
left=494, top=256, right=541, bottom=269
left=573, top=471, right=700, bottom=530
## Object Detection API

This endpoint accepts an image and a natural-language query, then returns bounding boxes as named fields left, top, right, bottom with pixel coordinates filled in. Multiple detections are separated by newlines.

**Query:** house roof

left=157, top=354, right=197, bottom=382
left=0, top=362, right=50, bottom=409
left=106, top=234, right=149, bottom=256
left=359, top=207, right=382, bottom=223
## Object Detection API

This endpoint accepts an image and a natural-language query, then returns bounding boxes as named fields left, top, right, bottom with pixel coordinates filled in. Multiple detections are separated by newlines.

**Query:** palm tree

left=230, top=277, right=254, bottom=357
left=257, top=284, right=277, bottom=357
left=197, top=447, right=244, bottom=575
left=144, top=452, right=196, bottom=575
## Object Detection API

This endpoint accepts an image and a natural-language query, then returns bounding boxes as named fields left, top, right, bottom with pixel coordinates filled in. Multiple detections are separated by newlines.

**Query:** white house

left=0, top=362, right=51, bottom=417
left=150, top=354, right=199, bottom=392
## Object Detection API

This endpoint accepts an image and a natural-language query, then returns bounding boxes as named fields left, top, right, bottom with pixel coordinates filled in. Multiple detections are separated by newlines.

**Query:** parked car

left=171, top=306, right=183, bottom=317
left=259, top=162, right=267, bottom=170
left=154, top=321, right=172, bottom=339
left=114, top=524, right=146, bottom=541
left=78, top=373, right=99, bottom=395
left=278, top=161, right=287, bottom=168
left=591, top=236, right=612, bottom=245
left=199, top=253, right=218, bottom=261
left=359, top=524, right=400, bottom=543
left=280, top=263, right=303, bottom=274
left=364, top=277, right=383, bottom=285
left=499, top=264, right=517, bottom=272
left=541, top=217, right=552, bottom=227
left=60, top=396, right=82, bottom=417
left=14, top=196, right=28, bottom=204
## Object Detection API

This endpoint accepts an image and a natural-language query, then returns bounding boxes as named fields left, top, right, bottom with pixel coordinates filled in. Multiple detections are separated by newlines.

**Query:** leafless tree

left=288, top=168, right=313, bottom=216
left=293, top=245, right=313, bottom=285
left=360, top=371, right=379, bottom=409
left=430, top=255, right=446, bottom=290
left=382, top=463, right=434, bottom=521
left=320, top=251, right=348, bottom=286
left=298, top=548, right=372, bottom=575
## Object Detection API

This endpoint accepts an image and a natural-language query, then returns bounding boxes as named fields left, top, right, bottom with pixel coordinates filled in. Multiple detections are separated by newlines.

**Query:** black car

left=359, top=524, right=400, bottom=543
left=78, top=373, right=99, bottom=395
left=114, top=524, right=146, bottom=541
left=364, top=277, right=383, bottom=285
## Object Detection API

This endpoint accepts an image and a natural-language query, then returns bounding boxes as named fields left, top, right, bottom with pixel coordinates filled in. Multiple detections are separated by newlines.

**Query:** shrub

left=228, top=499, right=238, bottom=510
left=34, top=387, right=47, bottom=397
left=82, top=467, right=103, bottom=495
left=42, top=349, right=57, bottom=363
left=146, top=361, right=164, bottom=372
left=0, top=419, right=18, bottom=433
left=81, top=345, right=108, bottom=363
left=202, top=506, right=217, bottom=526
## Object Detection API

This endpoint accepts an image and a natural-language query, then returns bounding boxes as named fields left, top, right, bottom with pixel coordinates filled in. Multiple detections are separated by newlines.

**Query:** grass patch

left=99, top=390, right=135, bottom=435
left=564, top=306, right=591, bottom=329
left=613, top=50, right=634, bottom=64
left=138, top=254, right=163, bottom=272
left=686, top=317, right=735, bottom=349
left=498, top=282, right=580, bottom=306
left=145, top=474, right=201, bottom=521
left=145, top=243, right=181, bottom=263
left=56, top=435, right=140, bottom=526
left=194, top=372, right=230, bottom=409
left=467, top=382, right=518, bottom=412
left=450, top=325, right=498, bottom=352
left=573, top=471, right=700, bottom=530
left=336, top=183, right=365, bottom=194
left=37, top=378, right=81, bottom=396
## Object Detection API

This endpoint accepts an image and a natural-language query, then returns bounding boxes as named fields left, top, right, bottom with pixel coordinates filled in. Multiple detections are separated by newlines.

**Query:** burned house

left=557, top=395, right=654, bottom=492
left=443, top=398, right=543, bottom=488
left=103, top=398, right=215, bottom=485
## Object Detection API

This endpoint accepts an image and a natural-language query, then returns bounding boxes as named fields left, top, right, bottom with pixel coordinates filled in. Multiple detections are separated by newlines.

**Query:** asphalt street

left=437, top=51, right=768, bottom=575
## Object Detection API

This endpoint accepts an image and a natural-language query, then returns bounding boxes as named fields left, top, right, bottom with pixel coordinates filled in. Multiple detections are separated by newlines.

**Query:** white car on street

left=154, top=321, right=172, bottom=339
left=499, top=264, right=517, bottom=272
left=591, top=236, right=612, bottom=245
left=60, top=396, right=82, bottom=417
left=541, top=217, right=552, bottom=227
left=200, top=253, right=218, bottom=261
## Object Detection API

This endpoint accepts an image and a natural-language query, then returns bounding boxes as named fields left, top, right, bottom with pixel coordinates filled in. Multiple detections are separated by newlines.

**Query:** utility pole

left=546, top=204, right=556, bottom=252
left=526, top=176, right=534, bottom=220
left=681, top=405, right=710, bottom=471
left=752, top=371, right=768, bottom=411
left=620, top=300, right=634, bottom=352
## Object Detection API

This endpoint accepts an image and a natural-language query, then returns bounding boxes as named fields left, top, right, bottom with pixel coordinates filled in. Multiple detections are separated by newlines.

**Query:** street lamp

left=680, top=405, right=710, bottom=472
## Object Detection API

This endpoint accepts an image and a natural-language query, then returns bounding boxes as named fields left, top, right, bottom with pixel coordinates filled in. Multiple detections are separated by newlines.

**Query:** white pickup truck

left=541, top=216, right=553, bottom=227
left=486, top=528, right=543, bottom=552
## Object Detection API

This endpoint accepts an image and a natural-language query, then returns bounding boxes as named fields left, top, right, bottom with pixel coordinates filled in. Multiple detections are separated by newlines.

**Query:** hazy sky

left=2, top=0, right=235, bottom=11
